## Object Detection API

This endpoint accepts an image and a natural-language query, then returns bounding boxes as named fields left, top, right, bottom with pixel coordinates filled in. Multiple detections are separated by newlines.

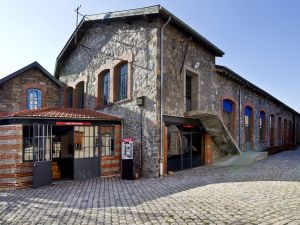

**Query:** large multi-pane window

left=115, top=63, right=128, bottom=101
left=100, top=126, right=115, bottom=156
left=99, top=70, right=110, bottom=106
left=223, top=99, right=235, bottom=136
left=27, top=89, right=42, bottom=110
left=74, top=126, right=95, bottom=158
left=259, top=111, right=266, bottom=141
left=23, top=125, right=52, bottom=162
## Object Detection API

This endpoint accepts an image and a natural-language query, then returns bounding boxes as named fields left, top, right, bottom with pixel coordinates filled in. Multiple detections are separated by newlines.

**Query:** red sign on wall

left=55, top=121, right=92, bottom=126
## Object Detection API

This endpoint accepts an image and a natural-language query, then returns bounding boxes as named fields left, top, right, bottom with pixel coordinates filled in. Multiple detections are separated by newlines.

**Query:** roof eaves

left=159, top=6, right=224, bottom=57
left=0, top=61, right=62, bottom=88
left=216, top=65, right=300, bottom=115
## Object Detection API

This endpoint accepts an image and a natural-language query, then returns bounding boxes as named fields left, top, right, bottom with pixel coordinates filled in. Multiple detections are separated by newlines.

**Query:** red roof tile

left=0, top=108, right=122, bottom=121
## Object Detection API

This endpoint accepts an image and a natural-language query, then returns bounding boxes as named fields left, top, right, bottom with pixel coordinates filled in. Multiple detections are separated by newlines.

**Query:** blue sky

left=0, top=0, right=299, bottom=111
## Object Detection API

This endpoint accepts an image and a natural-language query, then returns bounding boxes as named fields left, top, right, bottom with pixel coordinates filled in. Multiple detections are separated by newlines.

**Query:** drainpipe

left=160, top=16, right=171, bottom=177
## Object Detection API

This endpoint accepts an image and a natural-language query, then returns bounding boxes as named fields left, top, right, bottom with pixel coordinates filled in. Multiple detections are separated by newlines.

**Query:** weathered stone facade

left=56, top=6, right=300, bottom=177
left=58, top=19, right=161, bottom=177
left=0, top=67, right=62, bottom=112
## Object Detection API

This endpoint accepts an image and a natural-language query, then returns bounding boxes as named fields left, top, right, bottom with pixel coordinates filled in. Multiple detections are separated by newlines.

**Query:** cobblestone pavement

left=1, top=150, right=300, bottom=225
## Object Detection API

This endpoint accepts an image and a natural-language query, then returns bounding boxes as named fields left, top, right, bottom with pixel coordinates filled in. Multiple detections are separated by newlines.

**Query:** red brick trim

left=221, top=96, right=237, bottom=138
left=243, top=103, right=254, bottom=150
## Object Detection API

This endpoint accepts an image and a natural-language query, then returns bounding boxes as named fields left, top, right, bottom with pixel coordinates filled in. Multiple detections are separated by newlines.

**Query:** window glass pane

left=74, top=126, right=95, bottom=158
left=185, top=75, right=192, bottom=111
left=119, top=63, right=128, bottom=100
left=223, top=100, right=233, bottom=113
left=102, top=72, right=110, bottom=105
left=27, top=89, right=42, bottom=110
left=101, top=126, right=115, bottom=156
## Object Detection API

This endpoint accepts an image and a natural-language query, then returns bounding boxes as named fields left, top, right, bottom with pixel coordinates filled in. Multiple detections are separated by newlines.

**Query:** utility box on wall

left=121, top=137, right=134, bottom=180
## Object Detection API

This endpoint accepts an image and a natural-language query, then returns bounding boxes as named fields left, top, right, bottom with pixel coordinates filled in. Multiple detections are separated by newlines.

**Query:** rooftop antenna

left=74, top=5, right=81, bottom=44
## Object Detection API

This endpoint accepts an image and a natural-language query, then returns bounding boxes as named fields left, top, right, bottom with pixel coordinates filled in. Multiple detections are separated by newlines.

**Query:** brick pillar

left=204, top=133, right=213, bottom=164
left=0, top=124, right=32, bottom=191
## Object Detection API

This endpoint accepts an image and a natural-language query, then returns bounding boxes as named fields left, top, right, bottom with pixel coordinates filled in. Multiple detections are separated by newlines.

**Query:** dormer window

left=27, top=89, right=42, bottom=110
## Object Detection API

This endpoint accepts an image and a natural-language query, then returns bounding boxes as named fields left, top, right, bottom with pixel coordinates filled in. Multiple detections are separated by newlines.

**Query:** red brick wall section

left=0, top=125, right=33, bottom=191
left=100, top=125, right=121, bottom=176
left=0, top=68, right=62, bottom=112
left=204, top=134, right=213, bottom=164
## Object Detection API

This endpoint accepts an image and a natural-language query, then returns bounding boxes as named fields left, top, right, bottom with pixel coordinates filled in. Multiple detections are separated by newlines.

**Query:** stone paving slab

left=0, top=149, right=300, bottom=224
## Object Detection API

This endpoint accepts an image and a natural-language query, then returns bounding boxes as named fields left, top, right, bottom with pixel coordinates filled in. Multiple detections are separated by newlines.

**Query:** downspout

left=160, top=16, right=171, bottom=177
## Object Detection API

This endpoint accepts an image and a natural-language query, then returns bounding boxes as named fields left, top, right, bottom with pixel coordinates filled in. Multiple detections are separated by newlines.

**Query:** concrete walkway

left=0, top=149, right=300, bottom=225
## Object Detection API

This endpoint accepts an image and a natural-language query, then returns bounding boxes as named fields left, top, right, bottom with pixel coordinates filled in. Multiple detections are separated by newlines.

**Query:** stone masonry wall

left=0, top=68, right=62, bottom=112
left=0, top=125, right=32, bottom=191
left=214, top=71, right=296, bottom=152
left=58, top=19, right=160, bottom=177
left=163, top=24, right=216, bottom=117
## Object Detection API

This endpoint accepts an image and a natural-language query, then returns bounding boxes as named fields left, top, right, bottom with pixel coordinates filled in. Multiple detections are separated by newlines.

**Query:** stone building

left=54, top=5, right=300, bottom=178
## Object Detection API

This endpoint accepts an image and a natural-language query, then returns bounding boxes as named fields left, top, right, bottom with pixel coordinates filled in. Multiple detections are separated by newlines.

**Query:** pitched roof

left=55, top=5, right=224, bottom=77
left=0, top=107, right=122, bottom=121
left=0, top=61, right=62, bottom=87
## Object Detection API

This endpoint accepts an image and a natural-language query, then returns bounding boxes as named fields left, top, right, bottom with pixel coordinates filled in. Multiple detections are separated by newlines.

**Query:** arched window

left=289, top=121, right=293, bottom=144
left=269, top=114, right=275, bottom=146
left=98, top=70, right=110, bottom=106
left=284, top=119, right=288, bottom=145
left=27, top=89, right=42, bottom=110
left=259, top=111, right=266, bottom=141
left=278, top=117, right=282, bottom=146
left=66, top=87, right=73, bottom=108
left=114, top=62, right=128, bottom=101
left=244, top=106, right=253, bottom=151
left=75, top=81, right=84, bottom=108
left=223, top=99, right=235, bottom=136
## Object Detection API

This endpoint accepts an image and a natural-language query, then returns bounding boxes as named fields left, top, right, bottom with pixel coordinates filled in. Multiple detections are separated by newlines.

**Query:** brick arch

left=96, top=69, right=111, bottom=108
left=221, top=96, right=237, bottom=138
left=243, top=103, right=254, bottom=151
left=22, top=83, right=47, bottom=110
left=113, top=60, right=131, bottom=103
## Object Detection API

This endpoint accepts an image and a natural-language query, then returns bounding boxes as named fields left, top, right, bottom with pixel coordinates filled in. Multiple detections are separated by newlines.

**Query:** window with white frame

left=27, top=89, right=42, bottom=110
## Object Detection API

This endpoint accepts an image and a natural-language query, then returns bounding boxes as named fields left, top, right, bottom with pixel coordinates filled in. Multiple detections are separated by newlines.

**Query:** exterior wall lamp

left=136, top=96, right=145, bottom=107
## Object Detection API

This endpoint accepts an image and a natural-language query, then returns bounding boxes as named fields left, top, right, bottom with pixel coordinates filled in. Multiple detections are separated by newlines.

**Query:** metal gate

left=33, top=124, right=52, bottom=188
left=73, top=126, right=99, bottom=180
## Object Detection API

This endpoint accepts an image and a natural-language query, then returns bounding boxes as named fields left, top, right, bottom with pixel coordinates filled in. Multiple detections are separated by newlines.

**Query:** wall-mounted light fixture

left=136, top=96, right=145, bottom=107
